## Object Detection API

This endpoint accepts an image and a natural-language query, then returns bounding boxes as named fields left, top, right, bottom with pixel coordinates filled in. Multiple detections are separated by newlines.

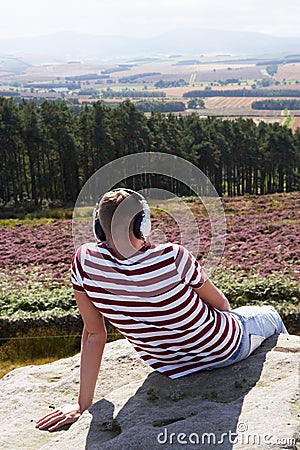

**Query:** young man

left=36, top=189, right=287, bottom=431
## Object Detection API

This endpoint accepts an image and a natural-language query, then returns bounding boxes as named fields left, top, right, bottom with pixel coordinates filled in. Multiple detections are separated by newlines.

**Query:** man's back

left=72, top=241, right=242, bottom=378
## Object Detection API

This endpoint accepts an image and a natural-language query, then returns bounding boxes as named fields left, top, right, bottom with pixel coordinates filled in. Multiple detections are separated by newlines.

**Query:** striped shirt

left=71, top=242, right=242, bottom=379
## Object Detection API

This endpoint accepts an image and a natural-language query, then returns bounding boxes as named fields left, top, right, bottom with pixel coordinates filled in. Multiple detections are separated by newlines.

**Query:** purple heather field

left=1, top=192, right=299, bottom=284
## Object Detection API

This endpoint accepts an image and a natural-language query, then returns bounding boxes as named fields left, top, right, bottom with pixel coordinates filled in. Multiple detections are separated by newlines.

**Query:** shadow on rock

left=85, top=335, right=281, bottom=450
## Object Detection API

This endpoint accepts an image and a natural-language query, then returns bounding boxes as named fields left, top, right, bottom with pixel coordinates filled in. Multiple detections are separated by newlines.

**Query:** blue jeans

left=211, top=305, right=288, bottom=369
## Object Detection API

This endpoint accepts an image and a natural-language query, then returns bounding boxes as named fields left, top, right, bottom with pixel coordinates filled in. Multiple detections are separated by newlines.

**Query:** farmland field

left=103, top=62, right=259, bottom=78
left=205, top=97, right=257, bottom=109
left=1, top=56, right=300, bottom=130
left=202, top=97, right=300, bottom=125
left=274, top=62, right=300, bottom=81
left=193, top=66, right=263, bottom=83
left=203, top=97, right=300, bottom=110
left=9, top=62, right=109, bottom=82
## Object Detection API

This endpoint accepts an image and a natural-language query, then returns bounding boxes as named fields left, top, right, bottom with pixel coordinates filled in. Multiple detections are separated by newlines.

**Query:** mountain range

left=1, top=28, right=300, bottom=64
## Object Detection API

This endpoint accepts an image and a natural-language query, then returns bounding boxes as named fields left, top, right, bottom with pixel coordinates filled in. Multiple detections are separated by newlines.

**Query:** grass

left=0, top=329, right=81, bottom=378
left=211, top=270, right=300, bottom=316
left=0, top=206, right=74, bottom=222
left=0, top=356, right=61, bottom=379
left=148, top=197, right=207, bottom=216
left=0, top=217, right=54, bottom=227
left=0, top=327, right=122, bottom=378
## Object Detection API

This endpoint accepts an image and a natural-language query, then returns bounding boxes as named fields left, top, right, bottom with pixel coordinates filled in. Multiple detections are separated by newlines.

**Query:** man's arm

left=36, top=291, right=106, bottom=431
left=194, top=279, right=230, bottom=311
left=77, top=291, right=107, bottom=412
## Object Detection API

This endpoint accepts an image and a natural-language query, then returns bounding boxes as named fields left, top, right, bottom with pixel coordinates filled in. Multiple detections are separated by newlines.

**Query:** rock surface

left=1, top=334, right=299, bottom=450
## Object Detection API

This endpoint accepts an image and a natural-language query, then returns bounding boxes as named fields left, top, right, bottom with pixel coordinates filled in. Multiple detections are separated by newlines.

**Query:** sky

left=1, top=0, right=300, bottom=40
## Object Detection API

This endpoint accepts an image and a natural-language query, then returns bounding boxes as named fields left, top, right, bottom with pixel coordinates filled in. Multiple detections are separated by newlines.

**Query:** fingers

left=35, top=409, right=64, bottom=430
left=48, top=416, right=73, bottom=432
left=35, top=404, right=81, bottom=431
left=35, top=409, right=61, bottom=425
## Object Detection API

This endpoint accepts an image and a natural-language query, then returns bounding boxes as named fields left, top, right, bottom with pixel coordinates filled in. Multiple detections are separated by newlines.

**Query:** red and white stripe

left=72, top=242, right=242, bottom=379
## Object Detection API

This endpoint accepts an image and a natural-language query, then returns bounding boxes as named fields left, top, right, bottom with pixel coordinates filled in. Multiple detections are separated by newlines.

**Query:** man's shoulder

left=150, top=242, right=185, bottom=256
left=157, top=243, right=196, bottom=262
left=161, top=242, right=187, bottom=253
left=75, top=242, right=105, bottom=257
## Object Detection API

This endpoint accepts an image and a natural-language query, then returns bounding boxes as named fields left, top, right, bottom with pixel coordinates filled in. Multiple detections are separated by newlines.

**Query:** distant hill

left=1, top=29, right=300, bottom=63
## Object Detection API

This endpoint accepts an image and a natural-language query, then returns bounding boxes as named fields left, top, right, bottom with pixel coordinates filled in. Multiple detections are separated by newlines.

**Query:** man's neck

left=105, top=237, right=145, bottom=259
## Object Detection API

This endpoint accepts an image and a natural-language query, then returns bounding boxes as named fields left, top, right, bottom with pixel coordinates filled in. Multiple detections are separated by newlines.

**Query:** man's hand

left=35, top=403, right=82, bottom=432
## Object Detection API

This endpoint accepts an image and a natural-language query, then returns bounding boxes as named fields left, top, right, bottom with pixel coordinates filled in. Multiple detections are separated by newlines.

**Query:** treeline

left=252, top=99, right=300, bottom=110
left=0, top=91, right=20, bottom=97
left=24, top=83, right=79, bottom=90
left=101, top=89, right=166, bottom=98
left=183, top=89, right=300, bottom=98
left=136, top=101, right=185, bottom=113
left=119, top=72, right=160, bottom=83
left=256, top=56, right=300, bottom=65
left=0, top=97, right=299, bottom=208
left=154, top=79, right=188, bottom=88
left=66, top=74, right=109, bottom=81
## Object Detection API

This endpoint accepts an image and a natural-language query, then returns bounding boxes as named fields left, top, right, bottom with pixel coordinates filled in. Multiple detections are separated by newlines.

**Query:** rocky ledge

left=0, top=334, right=299, bottom=450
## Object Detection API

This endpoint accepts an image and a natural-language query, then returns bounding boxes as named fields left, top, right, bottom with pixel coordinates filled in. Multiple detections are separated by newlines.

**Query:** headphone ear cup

left=133, top=213, right=143, bottom=239
left=140, top=200, right=151, bottom=238
left=94, top=218, right=106, bottom=241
